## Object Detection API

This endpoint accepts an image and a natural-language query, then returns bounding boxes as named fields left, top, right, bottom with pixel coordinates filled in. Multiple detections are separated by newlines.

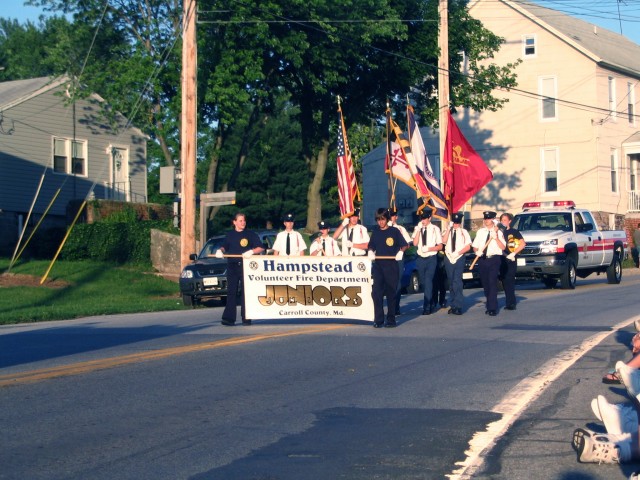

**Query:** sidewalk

left=474, top=305, right=640, bottom=478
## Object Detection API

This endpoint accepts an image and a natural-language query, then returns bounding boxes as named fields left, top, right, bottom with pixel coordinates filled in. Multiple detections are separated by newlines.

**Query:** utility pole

left=438, top=0, right=450, bottom=220
left=180, top=0, right=197, bottom=269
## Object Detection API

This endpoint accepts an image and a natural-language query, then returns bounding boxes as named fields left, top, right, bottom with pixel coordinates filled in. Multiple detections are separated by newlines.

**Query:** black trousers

left=372, top=260, right=399, bottom=324
left=222, top=260, right=244, bottom=323
left=500, top=256, right=517, bottom=306
left=478, top=256, right=501, bottom=311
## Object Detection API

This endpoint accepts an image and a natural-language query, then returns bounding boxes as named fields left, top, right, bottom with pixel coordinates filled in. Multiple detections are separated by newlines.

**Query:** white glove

left=342, top=218, right=349, bottom=227
left=395, top=251, right=403, bottom=261
left=345, top=241, right=353, bottom=248
left=421, top=246, right=428, bottom=253
left=506, top=252, right=516, bottom=261
left=475, top=250, right=483, bottom=257
left=490, top=230, right=497, bottom=239
left=215, top=249, right=223, bottom=259
left=243, top=250, right=253, bottom=258
left=367, top=250, right=375, bottom=259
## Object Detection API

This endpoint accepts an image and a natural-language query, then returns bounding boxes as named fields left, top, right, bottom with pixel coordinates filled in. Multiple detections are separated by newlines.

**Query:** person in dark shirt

left=215, top=212, right=264, bottom=326
left=499, top=212, right=526, bottom=311
left=367, top=208, right=408, bottom=328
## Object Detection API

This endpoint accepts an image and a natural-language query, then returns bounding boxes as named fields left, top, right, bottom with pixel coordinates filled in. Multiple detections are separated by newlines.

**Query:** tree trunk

left=306, top=140, right=329, bottom=232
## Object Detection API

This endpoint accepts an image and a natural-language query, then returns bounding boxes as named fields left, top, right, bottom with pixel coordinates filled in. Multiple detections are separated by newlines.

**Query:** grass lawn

left=0, top=258, right=186, bottom=324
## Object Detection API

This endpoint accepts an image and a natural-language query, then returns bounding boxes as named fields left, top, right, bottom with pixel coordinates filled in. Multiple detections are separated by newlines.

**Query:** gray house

left=0, top=76, right=147, bottom=255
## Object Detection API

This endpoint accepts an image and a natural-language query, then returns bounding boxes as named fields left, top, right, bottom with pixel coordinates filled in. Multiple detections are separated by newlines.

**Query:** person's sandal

left=602, top=371, right=621, bottom=384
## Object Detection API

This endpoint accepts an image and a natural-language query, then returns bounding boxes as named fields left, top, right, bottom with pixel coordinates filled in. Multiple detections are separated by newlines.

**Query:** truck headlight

left=181, top=270, right=194, bottom=279
left=539, top=239, right=558, bottom=254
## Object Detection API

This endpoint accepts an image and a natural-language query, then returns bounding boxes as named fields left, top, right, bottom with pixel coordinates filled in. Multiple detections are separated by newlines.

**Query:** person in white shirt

left=272, top=213, right=307, bottom=256
left=471, top=211, right=506, bottom=316
left=310, top=220, right=341, bottom=256
left=411, top=209, right=443, bottom=315
left=441, top=212, right=472, bottom=315
left=333, top=208, right=369, bottom=256
left=388, top=208, right=411, bottom=314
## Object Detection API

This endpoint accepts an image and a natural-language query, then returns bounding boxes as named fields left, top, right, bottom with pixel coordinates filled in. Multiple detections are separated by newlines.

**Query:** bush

left=61, top=220, right=174, bottom=264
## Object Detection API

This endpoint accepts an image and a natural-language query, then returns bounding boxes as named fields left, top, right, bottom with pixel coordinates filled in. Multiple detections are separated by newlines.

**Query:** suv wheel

left=606, top=253, right=622, bottom=284
left=560, top=259, right=576, bottom=289
left=407, top=271, right=421, bottom=294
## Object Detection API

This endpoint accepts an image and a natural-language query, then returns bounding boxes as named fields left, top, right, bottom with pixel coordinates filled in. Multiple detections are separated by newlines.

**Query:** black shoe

left=505, top=305, right=516, bottom=311
left=422, top=308, right=431, bottom=315
left=221, top=319, right=235, bottom=326
left=385, top=321, right=397, bottom=328
left=452, top=308, right=463, bottom=315
left=373, top=322, right=384, bottom=328
left=487, top=310, right=497, bottom=316
left=447, top=308, right=455, bottom=315
left=242, top=319, right=252, bottom=325
left=440, top=303, right=447, bottom=308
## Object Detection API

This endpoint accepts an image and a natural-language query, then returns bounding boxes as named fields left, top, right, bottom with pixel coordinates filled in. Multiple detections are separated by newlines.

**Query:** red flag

left=443, top=111, right=493, bottom=213
left=337, top=106, right=360, bottom=219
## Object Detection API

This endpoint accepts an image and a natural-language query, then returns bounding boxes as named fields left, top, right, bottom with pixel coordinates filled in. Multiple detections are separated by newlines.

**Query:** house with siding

left=362, top=0, right=640, bottom=234
left=0, top=76, right=147, bottom=255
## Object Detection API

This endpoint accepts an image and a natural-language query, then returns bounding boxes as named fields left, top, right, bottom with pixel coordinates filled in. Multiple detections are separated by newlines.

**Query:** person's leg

left=485, top=256, right=501, bottom=312
left=420, top=256, right=437, bottom=314
left=449, top=258, right=465, bottom=313
left=503, top=259, right=517, bottom=308
left=222, top=261, right=240, bottom=325
left=371, top=263, right=385, bottom=327
left=395, top=259, right=403, bottom=312
left=385, top=262, right=399, bottom=325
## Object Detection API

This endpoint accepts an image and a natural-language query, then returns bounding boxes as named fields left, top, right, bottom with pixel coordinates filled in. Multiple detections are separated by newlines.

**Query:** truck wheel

left=407, top=272, right=421, bottom=294
left=606, top=253, right=622, bottom=284
left=560, top=259, right=576, bottom=289
left=543, top=278, right=558, bottom=289
left=182, top=294, right=194, bottom=307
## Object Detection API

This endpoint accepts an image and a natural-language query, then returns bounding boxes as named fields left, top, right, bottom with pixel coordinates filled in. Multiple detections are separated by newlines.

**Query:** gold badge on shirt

left=240, top=238, right=249, bottom=247
left=386, top=238, right=394, bottom=247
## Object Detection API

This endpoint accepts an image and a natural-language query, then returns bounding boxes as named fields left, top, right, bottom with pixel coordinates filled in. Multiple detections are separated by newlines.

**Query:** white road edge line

left=447, top=315, right=640, bottom=479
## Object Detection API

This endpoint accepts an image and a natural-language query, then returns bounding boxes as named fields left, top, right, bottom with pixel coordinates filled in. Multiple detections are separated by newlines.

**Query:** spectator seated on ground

left=602, top=333, right=640, bottom=384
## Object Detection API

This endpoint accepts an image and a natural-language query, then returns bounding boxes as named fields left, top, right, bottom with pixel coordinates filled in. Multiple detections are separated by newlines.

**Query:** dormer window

left=523, top=35, right=536, bottom=57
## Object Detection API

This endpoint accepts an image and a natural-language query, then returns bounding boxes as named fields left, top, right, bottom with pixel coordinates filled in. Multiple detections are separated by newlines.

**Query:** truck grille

left=521, top=242, right=541, bottom=256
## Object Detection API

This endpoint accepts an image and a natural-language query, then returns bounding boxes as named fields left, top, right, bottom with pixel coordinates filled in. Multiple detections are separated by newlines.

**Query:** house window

left=542, top=147, right=558, bottom=193
left=523, top=35, right=536, bottom=57
left=52, top=137, right=87, bottom=176
left=608, top=76, right=617, bottom=120
left=611, top=149, right=618, bottom=193
left=539, top=76, right=557, bottom=120
left=628, top=82, right=636, bottom=125
left=631, top=154, right=639, bottom=191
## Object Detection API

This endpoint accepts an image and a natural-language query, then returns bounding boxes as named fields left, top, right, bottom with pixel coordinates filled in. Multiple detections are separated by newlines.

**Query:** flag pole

left=438, top=0, right=450, bottom=222
left=385, top=100, right=397, bottom=211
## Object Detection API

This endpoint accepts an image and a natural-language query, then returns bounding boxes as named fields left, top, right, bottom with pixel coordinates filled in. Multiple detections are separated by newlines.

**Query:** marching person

left=333, top=208, right=369, bottom=257
left=441, top=212, right=472, bottom=315
left=310, top=220, right=341, bottom=256
left=388, top=208, right=411, bottom=314
left=412, top=209, right=443, bottom=315
left=272, top=213, right=307, bottom=256
left=215, top=212, right=265, bottom=326
left=472, top=211, right=506, bottom=316
left=500, top=212, right=526, bottom=311
left=368, top=208, right=408, bottom=328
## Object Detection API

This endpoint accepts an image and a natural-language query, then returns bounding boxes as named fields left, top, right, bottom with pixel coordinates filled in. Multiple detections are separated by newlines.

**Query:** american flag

left=337, top=106, right=359, bottom=218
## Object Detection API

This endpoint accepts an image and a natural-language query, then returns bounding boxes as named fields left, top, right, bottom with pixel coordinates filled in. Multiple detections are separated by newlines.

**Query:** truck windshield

left=512, top=213, right=572, bottom=232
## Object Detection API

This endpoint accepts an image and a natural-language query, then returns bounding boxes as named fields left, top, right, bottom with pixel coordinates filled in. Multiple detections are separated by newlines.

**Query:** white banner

left=243, top=256, right=374, bottom=321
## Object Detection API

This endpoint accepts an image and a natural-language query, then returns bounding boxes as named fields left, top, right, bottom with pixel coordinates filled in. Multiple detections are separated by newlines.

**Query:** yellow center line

left=0, top=324, right=350, bottom=388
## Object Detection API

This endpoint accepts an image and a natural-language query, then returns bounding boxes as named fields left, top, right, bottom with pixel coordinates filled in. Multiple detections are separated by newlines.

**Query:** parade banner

left=243, top=256, right=374, bottom=321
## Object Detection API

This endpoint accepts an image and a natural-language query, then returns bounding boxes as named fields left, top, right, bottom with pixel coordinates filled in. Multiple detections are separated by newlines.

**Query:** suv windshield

left=199, top=237, right=225, bottom=258
left=512, top=213, right=572, bottom=232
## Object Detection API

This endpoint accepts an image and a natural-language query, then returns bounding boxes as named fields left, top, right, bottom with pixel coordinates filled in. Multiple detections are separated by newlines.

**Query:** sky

left=3, top=0, right=640, bottom=46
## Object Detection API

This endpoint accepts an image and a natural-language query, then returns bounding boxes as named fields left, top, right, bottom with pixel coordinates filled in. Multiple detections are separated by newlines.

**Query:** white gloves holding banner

left=367, top=250, right=376, bottom=260
left=342, top=218, right=349, bottom=227
left=215, top=249, right=224, bottom=259
left=475, top=250, right=483, bottom=257
left=345, top=241, right=353, bottom=248
left=506, top=252, right=516, bottom=261
left=395, top=251, right=403, bottom=261
left=243, top=250, right=253, bottom=258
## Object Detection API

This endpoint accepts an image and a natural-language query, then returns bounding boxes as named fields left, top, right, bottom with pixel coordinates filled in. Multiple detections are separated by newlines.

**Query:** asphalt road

left=1, top=270, right=640, bottom=480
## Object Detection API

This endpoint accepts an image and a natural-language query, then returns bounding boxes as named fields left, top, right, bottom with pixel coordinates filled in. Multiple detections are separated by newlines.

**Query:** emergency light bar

left=522, top=200, right=576, bottom=209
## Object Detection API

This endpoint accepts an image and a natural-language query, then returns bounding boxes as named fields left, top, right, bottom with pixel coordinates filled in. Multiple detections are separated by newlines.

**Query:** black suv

left=179, top=231, right=277, bottom=306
